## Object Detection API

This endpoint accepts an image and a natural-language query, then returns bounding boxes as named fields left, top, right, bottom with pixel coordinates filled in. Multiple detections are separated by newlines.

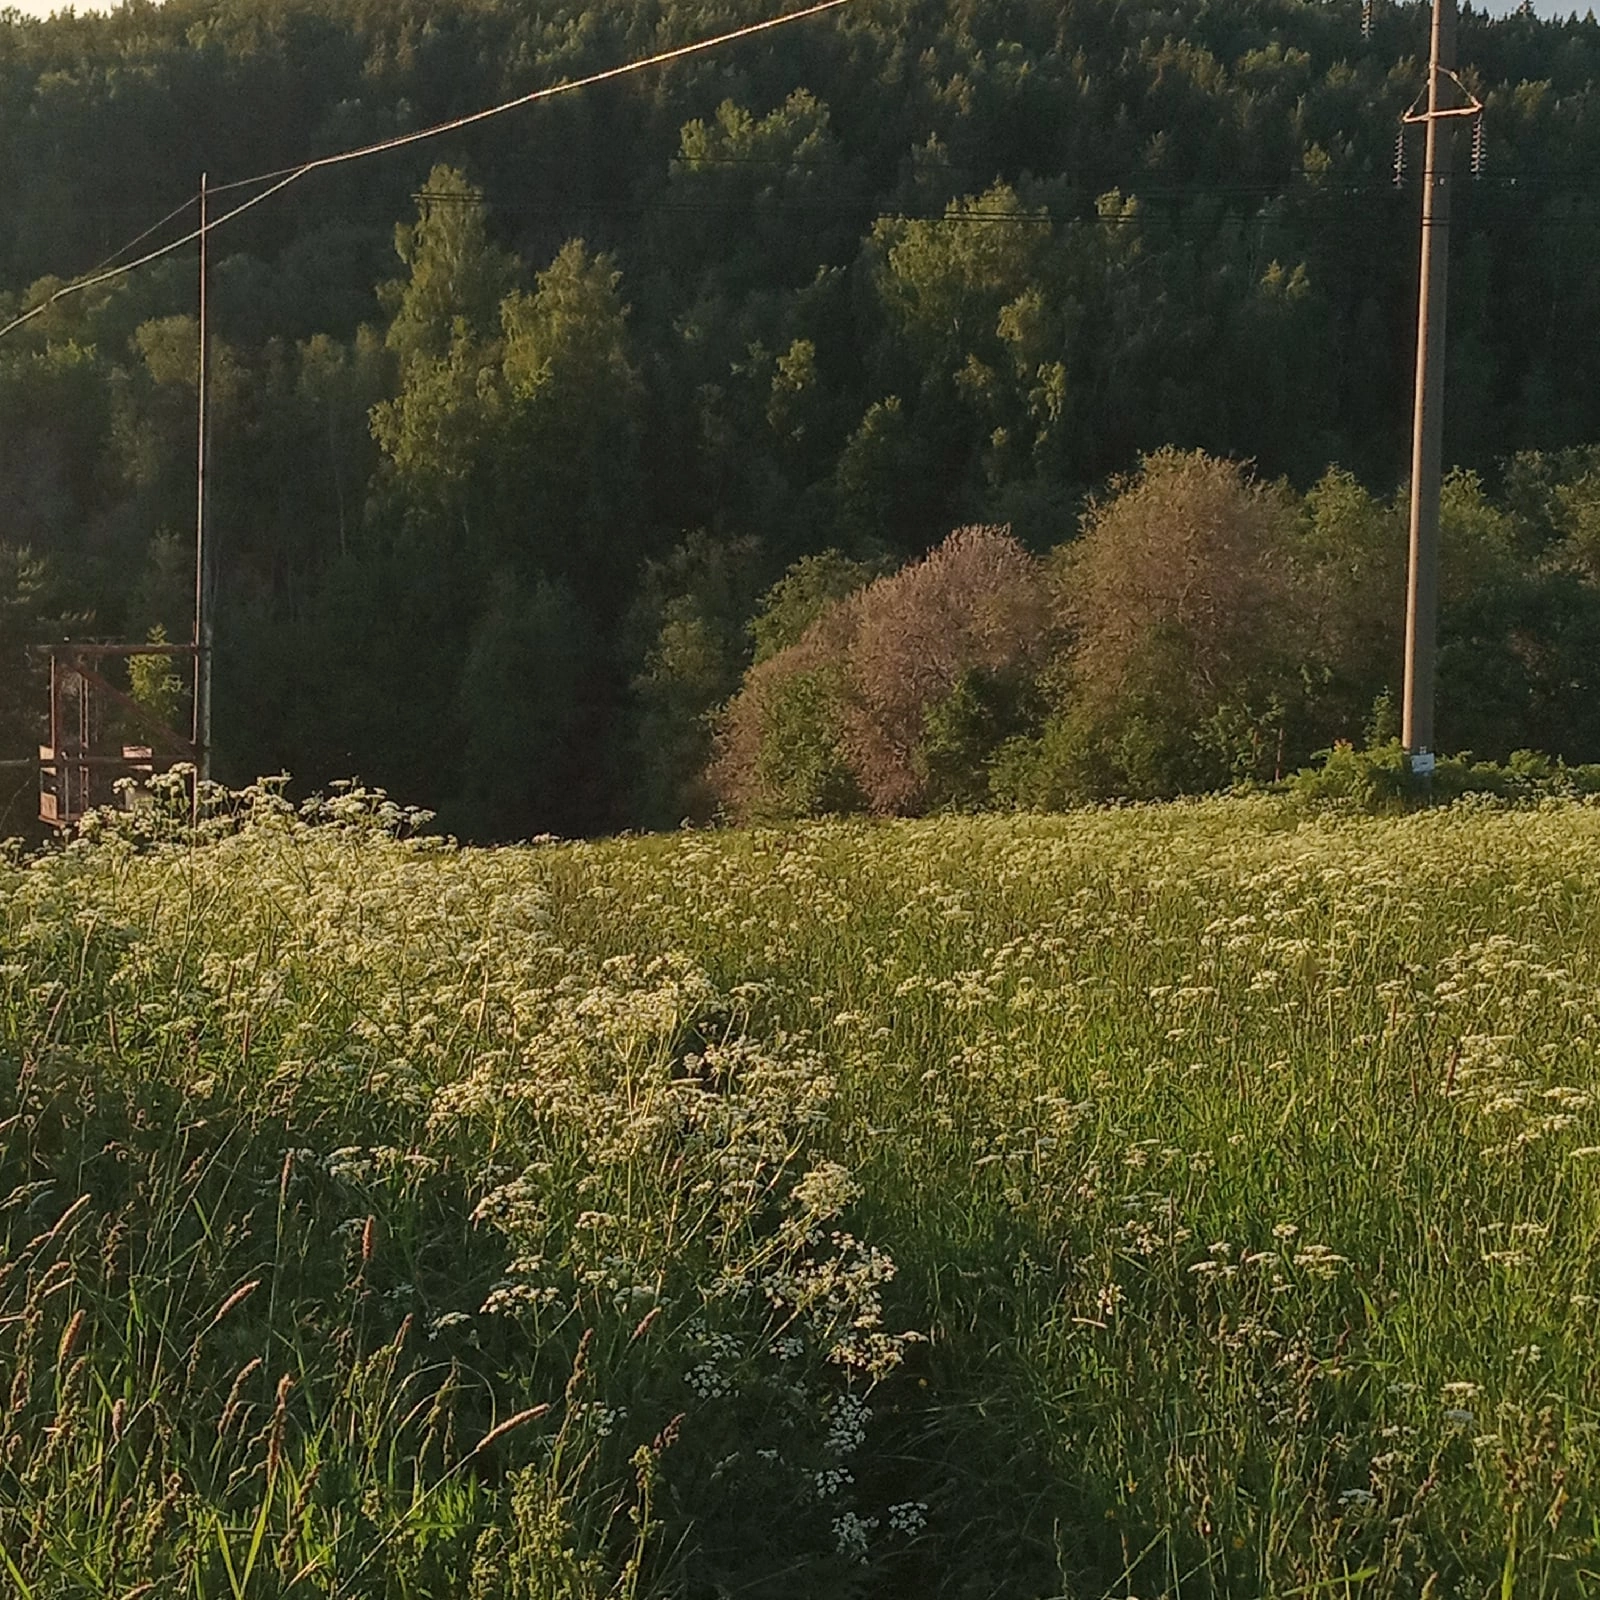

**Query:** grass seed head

left=470, top=1404, right=550, bottom=1457
left=267, top=1373, right=294, bottom=1477
left=56, top=1308, right=85, bottom=1368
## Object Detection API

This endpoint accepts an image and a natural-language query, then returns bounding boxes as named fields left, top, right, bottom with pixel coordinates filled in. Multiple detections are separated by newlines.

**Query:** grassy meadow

left=3, top=785, right=1600, bottom=1597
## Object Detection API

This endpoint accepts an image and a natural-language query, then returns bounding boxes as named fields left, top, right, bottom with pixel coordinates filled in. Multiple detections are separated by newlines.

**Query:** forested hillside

left=4, top=0, right=1600, bottom=836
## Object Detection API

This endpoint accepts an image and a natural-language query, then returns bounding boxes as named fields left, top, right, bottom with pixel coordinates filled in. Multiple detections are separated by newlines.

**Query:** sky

left=3, top=0, right=1593, bottom=20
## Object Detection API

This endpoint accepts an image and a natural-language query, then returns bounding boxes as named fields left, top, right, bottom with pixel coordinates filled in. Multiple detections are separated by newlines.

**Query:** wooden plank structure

left=37, top=641, right=199, bottom=829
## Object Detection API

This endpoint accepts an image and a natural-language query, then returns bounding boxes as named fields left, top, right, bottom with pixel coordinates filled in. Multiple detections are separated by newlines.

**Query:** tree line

left=712, top=450, right=1600, bottom=819
left=4, top=0, right=1600, bottom=837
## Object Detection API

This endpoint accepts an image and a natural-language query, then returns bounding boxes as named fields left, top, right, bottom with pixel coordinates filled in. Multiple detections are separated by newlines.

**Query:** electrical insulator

left=1362, top=0, right=1373, bottom=40
left=1393, top=127, right=1406, bottom=187
left=1471, top=112, right=1486, bottom=177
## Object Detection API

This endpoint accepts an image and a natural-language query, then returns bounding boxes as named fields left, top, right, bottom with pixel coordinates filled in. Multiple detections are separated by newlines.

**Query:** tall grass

left=2, top=781, right=1599, bottom=1595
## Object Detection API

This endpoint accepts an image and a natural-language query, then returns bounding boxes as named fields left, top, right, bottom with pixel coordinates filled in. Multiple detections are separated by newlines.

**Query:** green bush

left=1289, top=739, right=1600, bottom=811
left=751, top=665, right=862, bottom=820
left=914, top=667, right=1042, bottom=811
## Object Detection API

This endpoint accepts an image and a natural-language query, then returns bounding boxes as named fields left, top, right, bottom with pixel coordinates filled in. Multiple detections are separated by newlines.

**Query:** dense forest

left=5, top=0, right=1600, bottom=837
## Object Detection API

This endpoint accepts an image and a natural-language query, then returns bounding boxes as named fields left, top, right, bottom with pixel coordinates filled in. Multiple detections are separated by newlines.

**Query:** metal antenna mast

left=1400, top=0, right=1479, bottom=781
left=193, top=172, right=213, bottom=786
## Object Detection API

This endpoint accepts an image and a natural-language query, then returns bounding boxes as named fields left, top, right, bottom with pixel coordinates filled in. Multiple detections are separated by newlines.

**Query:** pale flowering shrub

left=710, top=525, right=1056, bottom=819
left=840, top=524, right=1056, bottom=812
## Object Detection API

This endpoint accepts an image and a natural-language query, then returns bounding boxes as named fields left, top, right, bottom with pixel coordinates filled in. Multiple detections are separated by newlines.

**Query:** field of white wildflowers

left=3, top=783, right=1600, bottom=1597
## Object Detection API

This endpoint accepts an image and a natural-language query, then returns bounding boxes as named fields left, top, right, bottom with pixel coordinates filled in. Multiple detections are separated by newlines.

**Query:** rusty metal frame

left=36, top=641, right=200, bottom=829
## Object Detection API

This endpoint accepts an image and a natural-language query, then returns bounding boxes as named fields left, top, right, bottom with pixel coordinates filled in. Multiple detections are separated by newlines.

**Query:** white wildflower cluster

left=832, top=1511, right=878, bottom=1560
left=1434, top=994, right=1599, bottom=1161
left=1478, top=1220, right=1551, bottom=1269
left=571, top=1402, right=625, bottom=1438
left=789, top=1161, right=862, bottom=1228
left=321, top=1144, right=440, bottom=1186
left=803, top=1387, right=882, bottom=1529
left=687, top=1362, right=732, bottom=1400
left=1290, top=1244, right=1348, bottom=1280
left=1116, top=1192, right=1193, bottom=1260
left=481, top=1273, right=562, bottom=1318
left=1186, top=1236, right=1346, bottom=1286
left=765, top=1230, right=918, bottom=1378
left=825, top=1392, right=871, bottom=1456
left=1095, top=1282, right=1125, bottom=1319
left=886, top=1500, right=929, bottom=1535
left=1438, top=1379, right=1481, bottom=1427
left=426, top=953, right=921, bottom=1400
left=681, top=1331, right=742, bottom=1408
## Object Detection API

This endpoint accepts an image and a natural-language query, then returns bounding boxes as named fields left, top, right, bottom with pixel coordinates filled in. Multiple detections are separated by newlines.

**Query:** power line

left=37, top=159, right=1600, bottom=216
left=400, top=184, right=1600, bottom=229
left=408, top=192, right=1382, bottom=221
left=0, top=0, right=852, bottom=343
left=76, top=192, right=200, bottom=280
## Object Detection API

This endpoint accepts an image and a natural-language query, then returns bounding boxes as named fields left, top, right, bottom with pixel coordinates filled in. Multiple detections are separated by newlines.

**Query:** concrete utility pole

left=193, top=173, right=214, bottom=786
left=1401, top=0, right=1454, bottom=776
left=1401, top=0, right=1475, bottom=780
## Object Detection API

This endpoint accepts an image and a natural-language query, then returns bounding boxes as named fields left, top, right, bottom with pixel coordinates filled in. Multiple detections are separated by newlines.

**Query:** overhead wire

left=76, top=192, right=201, bottom=279
left=0, top=0, right=852, bottom=343
left=400, top=173, right=1600, bottom=226
left=47, top=160, right=1600, bottom=219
